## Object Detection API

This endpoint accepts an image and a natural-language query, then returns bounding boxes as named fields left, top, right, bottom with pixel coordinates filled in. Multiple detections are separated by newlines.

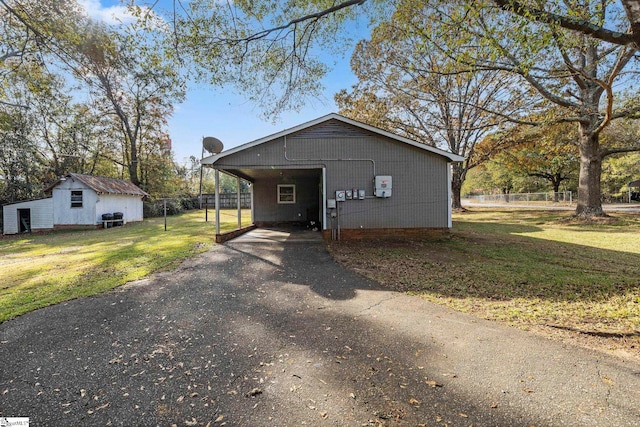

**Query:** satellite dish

left=203, top=136, right=224, bottom=154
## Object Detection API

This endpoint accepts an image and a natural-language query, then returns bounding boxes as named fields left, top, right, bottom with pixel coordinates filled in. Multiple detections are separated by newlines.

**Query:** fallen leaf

left=177, top=396, right=185, bottom=402
left=185, top=418, right=198, bottom=426
left=80, top=389, right=87, bottom=398
left=409, top=398, right=420, bottom=405
left=425, top=380, right=443, bottom=388
left=245, top=388, right=262, bottom=397
left=214, top=415, right=224, bottom=423
left=522, top=388, right=535, bottom=393
left=491, top=402, right=499, bottom=408
left=459, top=413, right=468, bottom=418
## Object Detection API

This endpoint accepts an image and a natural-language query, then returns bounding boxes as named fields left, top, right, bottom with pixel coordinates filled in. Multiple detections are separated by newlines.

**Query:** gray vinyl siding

left=253, top=176, right=320, bottom=223
left=216, top=120, right=451, bottom=229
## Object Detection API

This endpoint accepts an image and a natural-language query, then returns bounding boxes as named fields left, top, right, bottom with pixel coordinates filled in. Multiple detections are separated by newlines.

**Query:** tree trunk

left=129, top=146, right=140, bottom=187
left=552, top=179, right=560, bottom=202
left=451, top=171, right=463, bottom=210
left=575, top=126, right=605, bottom=217
left=621, top=0, right=640, bottom=47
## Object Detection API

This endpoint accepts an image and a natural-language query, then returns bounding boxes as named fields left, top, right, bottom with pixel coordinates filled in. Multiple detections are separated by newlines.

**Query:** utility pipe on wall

left=283, top=136, right=377, bottom=177
left=214, top=169, right=220, bottom=236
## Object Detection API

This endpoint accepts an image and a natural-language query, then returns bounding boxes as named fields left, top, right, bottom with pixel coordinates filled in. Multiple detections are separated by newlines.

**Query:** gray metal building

left=202, top=114, right=463, bottom=240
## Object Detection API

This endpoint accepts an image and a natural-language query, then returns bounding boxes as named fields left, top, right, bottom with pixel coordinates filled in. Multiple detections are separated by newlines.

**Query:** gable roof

left=201, top=113, right=465, bottom=165
left=46, top=173, right=149, bottom=197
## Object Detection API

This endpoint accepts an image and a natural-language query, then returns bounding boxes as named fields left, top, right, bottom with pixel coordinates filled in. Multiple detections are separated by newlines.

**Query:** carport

left=206, top=166, right=324, bottom=242
left=201, top=114, right=462, bottom=243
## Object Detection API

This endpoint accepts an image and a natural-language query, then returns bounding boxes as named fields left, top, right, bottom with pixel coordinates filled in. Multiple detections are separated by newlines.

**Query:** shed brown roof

left=46, top=173, right=149, bottom=197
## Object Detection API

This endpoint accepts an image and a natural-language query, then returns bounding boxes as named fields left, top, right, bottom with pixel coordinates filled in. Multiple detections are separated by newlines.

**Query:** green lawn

left=329, top=210, right=640, bottom=337
left=0, top=210, right=251, bottom=323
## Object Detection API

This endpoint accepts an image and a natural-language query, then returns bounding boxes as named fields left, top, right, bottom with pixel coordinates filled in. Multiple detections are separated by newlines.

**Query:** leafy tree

left=602, top=152, right=640, bottom=198
left=25, top=72, right=113, bottom=181
left=401, top=0, right=640, bottom=217
left=68, top=21, right=186, bottom=189
left=0, top=113, right=41, bottom=203
left=0, top=0, right=86, bottom=91
left=491, top=122, right=580, bottom=201
left=336, top=3, right=525, bottom=209
left=600, top=119, right=640, bottom=196
left=0, top=1, right=188, bottom=200
left=0, top=82, right=43, bottom=203
left=463, top=155, right=536, bottom=201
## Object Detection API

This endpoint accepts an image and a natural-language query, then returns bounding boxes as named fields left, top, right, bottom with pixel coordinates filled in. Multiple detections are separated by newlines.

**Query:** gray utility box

left=374, top=176, right=392, bottom=198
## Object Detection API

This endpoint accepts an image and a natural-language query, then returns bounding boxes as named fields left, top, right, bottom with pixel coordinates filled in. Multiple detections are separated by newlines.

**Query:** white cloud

left=78, top=0, right=136, bottom=25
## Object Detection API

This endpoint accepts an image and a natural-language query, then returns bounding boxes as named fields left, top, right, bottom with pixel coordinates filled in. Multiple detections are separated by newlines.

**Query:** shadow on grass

left=328, top=220, right=640, bottom=305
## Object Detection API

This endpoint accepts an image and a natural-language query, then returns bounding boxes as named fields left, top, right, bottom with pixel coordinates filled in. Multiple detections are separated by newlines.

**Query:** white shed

left=2, top=198, right=54, bottom=235
left=47, top=173, right=149, bottom=228
left=2, top=173, right=148, bottom=235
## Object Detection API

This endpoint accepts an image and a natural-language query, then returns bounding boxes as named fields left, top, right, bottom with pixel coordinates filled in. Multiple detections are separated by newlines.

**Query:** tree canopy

left=0, top=0, right=188, bottom=203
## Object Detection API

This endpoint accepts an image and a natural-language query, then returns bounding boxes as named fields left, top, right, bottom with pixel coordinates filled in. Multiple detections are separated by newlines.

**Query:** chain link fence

left=462, top=192, right=574, bottom=207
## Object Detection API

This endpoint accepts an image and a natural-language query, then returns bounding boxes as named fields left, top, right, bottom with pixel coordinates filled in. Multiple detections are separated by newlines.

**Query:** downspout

left=447, top=163, right=453, bottom=228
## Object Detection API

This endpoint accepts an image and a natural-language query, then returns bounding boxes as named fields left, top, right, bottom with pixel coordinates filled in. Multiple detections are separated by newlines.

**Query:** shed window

left=71, top=190, right=83, bottom=208
left=277, top=184, right=296, bottom=204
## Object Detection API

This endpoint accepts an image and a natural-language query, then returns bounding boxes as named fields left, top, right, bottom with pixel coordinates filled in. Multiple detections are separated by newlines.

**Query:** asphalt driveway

left=1, top=227, right=639, bottom=426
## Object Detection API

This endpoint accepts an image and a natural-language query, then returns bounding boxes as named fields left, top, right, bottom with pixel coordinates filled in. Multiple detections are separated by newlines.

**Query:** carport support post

left=237, top=176, right=241, bottom=229
left=215, top=169, right=220, bottom=235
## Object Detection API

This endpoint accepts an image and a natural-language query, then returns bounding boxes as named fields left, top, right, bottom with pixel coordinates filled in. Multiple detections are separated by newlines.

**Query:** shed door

left=18, top=209, right=31, bottom=233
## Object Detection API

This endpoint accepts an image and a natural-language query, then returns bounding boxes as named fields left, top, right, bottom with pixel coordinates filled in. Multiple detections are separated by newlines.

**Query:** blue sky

left=86, top=0, right=367, bottom=163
